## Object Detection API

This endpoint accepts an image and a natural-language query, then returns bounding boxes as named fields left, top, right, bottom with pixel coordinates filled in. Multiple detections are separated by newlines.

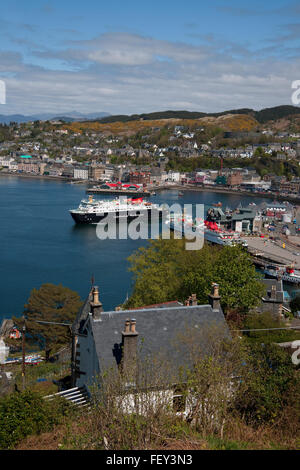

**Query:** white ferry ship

left=165, top=214, right=247, bottom=247
left=204, top=227, right=247, bottom=246
left=70, top=195, right=163, bottom=224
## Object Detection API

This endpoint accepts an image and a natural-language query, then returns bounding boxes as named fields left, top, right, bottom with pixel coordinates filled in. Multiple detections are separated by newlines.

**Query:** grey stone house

left=71, top=284, right=230, bottom=406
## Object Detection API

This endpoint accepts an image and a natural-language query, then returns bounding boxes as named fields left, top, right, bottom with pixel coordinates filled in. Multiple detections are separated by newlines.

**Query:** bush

left=244, top=311, right=300, bottom=344
left=234, top=343, right=299, bottom=425
left=0, top=390, right=70, bottom=449
left=290, top=295, right=300, bottom=315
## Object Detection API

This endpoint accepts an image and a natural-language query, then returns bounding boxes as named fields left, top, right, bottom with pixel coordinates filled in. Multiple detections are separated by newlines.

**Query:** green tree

left=124, top=239, right=264, bottom=314
left=14, top=283, right=82, bottom=361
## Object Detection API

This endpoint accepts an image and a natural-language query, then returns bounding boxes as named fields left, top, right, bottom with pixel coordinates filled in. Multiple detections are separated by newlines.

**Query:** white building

left=167, top=171, right=181, bottom=182
left=0, top=157, right=13, bottom=168
left=74, top=168, right=89, bottom=180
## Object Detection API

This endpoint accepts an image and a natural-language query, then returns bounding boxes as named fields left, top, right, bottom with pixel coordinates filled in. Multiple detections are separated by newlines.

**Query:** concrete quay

left=246, top=236, right=300, bottom=269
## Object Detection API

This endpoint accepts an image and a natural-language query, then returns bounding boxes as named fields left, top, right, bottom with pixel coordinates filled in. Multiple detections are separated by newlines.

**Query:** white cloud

left=0, top=32, right=299, bottom=115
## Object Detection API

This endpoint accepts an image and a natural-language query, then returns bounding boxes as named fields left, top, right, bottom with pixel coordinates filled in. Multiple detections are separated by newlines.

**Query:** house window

left=173, top=394, right=186, bottom=413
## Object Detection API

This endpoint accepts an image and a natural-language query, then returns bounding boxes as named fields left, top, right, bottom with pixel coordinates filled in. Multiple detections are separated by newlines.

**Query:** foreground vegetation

left=1, top=336, right=298, bottom=450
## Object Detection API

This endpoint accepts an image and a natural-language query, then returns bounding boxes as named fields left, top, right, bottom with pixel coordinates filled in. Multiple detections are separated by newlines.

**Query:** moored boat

left=70, top=195, right=163, bottom=224
left=264, top=265, right=300, bottom=284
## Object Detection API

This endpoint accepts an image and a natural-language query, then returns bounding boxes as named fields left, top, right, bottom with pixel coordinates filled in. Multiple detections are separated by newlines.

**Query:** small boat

left=282, top=266, right=300, bottom=284
left=264, top=265, right=300, bottom=284
left=178, top=191, right=184, bottom=196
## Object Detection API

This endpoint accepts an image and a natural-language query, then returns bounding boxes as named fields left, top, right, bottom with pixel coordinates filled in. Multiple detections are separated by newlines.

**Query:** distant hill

left=90, top=105, right=300, bottom=125
left=0, top=111, right=110, bottom=125
left=1, top=105, right=300, bottom=127
left=254, top=105, right=300, bottom=123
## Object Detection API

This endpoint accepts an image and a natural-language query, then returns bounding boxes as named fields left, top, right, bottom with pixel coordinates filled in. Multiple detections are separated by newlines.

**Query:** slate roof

left=90, top=304, right=230, bottom=377
left=231, top=210, right=256, bottom=221
left=72, top=293, right=92, bottom=335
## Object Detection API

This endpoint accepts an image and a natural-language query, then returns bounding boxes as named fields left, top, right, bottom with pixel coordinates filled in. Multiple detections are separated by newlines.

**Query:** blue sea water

left=0, top=176, right=271, bottom=321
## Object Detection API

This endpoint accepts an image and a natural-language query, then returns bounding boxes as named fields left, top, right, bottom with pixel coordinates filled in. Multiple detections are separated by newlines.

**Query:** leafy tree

left=14, top=283, right=82, bottom=361
left=124, top=239, right=264, bottom=314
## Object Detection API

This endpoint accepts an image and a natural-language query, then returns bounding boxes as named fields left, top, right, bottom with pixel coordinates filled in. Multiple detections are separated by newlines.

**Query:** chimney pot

left=90, top=286, right=103, bottom=319
left=212, top=283, right=219, bottom=297
left=185, top=294, right=198, bottom=306
left=208, top=282, right=221, bottom=310
left=130, top=319, right=136, bottom=333
left=93, top=286, right=99, bottom=304
left=124, top=319, right=131, bottom=333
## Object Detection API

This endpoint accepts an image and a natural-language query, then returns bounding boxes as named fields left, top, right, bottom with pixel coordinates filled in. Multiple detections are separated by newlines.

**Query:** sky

left=0, top=0, right=300, bottom=115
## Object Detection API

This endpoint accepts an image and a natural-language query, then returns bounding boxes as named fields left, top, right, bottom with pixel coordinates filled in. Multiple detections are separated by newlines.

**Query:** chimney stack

left=270, top=284, right=277, bottom=300
left=90, top=286, right=103, bottom=319
left=185, top=294, right=198, bottom=306
left=121, top=319, right=138, bottom=381
left=208, top=283, right=221, bottom=310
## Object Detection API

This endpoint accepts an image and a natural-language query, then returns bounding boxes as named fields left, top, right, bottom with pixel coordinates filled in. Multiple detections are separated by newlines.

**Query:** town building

left=89, top=164, right=105, bottom=181
left=227, top=171, right=243, bottom=187
left=206, top=206, right=262, bottom=233
left=74, top=168, right=89, bottom=180
left=130, top=171, right=151, bottom=185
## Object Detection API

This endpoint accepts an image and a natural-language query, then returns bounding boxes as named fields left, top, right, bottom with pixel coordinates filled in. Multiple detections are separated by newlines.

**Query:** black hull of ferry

left=70, top=209, right=163, bottom=225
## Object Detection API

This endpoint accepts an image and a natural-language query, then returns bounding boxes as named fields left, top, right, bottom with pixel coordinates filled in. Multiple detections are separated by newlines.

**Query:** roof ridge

left=97, top=304, right=212, bottom=317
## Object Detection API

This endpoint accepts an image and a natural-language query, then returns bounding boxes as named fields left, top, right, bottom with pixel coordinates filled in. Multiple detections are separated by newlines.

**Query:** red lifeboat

left=205, top=220, right=219, bottom=231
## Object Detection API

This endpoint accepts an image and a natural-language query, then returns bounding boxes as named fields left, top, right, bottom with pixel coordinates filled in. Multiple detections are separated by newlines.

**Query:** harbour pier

left=246, top=236, right=300, bottom=270
left=86, top=188, right=151, bottom=197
